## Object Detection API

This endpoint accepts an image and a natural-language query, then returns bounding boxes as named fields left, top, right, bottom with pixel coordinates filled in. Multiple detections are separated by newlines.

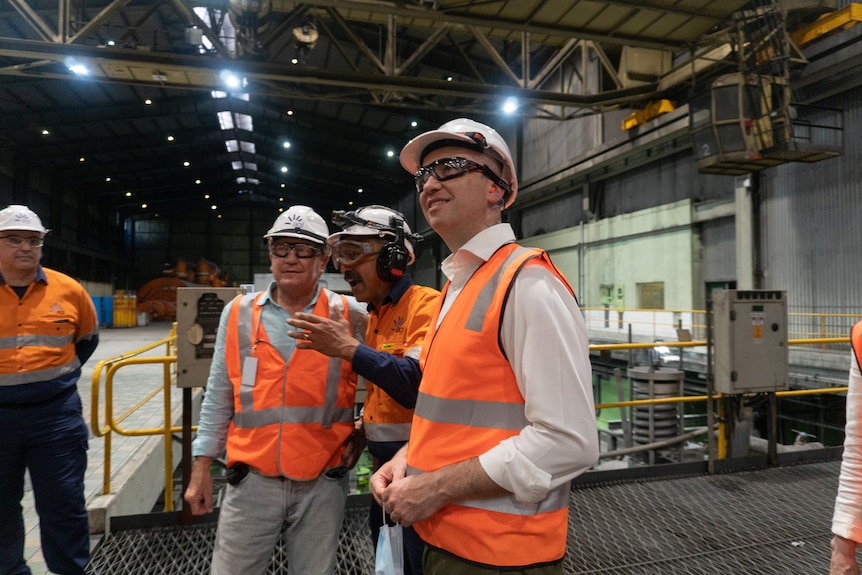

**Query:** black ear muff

left=376, top=214, right=409, bottom=282
left=376, top=242, right=409, bottom=282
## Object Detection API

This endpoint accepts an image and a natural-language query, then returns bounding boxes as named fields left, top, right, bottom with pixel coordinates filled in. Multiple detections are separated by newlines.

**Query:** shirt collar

left=255, top=281, right=321, bottom=311
left=367, top=274, right=414, bottom=312
left=0, top=264, right=48, bottom=286
left=441, top=223, right=515, bottom=282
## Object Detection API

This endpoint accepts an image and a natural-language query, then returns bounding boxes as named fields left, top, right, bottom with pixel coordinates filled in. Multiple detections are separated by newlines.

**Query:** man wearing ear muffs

left=287, top=204, right=439, bottom=575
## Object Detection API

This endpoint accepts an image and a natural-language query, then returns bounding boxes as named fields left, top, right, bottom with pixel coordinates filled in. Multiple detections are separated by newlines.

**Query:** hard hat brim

left=327, top=227, right=388, bottom=245
left=263, top=229, right=327, bottom=244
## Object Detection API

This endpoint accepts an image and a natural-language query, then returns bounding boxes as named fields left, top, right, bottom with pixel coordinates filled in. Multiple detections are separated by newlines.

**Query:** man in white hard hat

left=286, top=205, right=440, bottom=575
left=0, top=205, right=99, bottom=575
left=184, top=205, right=367, bottom=575
left=371, top=119, right=600, bottom=574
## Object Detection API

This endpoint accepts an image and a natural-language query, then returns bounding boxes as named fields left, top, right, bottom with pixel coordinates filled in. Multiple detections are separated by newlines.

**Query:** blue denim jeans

left=0, top=387, right=90, bottom=575
left=210, top=469, right=348, bottom=575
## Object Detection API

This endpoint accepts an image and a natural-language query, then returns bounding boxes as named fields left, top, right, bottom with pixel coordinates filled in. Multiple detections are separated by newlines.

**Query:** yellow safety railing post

left=717, top=399, right=727, bottom=459
left=822, top=316, right=827, bottom=350
left=163, top=356, right=174, bottom=511
left=90, top=331, right=187, bottom=511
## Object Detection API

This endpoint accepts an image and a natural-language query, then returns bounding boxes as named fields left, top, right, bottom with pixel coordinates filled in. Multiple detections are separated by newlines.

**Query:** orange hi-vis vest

left=363, top=284, right=439, bottom=442
left=852, top=322, right=862, bottom=372
left=224, top=288, right=357, bottom=479
left=407, top=243, right=575, bottom=567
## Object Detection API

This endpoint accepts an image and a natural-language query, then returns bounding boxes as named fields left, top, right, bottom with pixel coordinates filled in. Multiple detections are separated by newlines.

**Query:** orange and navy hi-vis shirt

left=0, top=266, right=99, bottom=403
left=362, top=281, right=439, bottom=443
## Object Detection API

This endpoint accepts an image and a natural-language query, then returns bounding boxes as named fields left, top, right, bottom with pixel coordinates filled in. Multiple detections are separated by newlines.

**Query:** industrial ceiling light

left=185, top=25, right=204, bottom=45
left=219, top=70, right=245, bottom=90
left=66, top=59, right=89, bottom=76
left=291, top=21, right=318, bottom=64
left=502, top=96, right=519, bottom=114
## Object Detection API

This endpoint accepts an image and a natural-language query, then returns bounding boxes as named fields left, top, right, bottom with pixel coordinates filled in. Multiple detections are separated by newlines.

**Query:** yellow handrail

left=591, top=336, right=851, bottom=461
left=595, top=386, right=848, bottom=410
left=90, top=324, right=190, bottom=512
left=583, top=307, right=861, bottom=341
left=87, top=317, right=853, bottom=513
left=589, top=337, right=849, bottom=351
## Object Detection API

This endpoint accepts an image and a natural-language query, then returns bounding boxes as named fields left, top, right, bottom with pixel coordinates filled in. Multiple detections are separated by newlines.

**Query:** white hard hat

left=400, top=118, right=518, bottom=208
left=329, top=205, right=417, bottom=264
left=0, top=205, right=49, bottom=233
left=264, top=205, right=329, bottom=244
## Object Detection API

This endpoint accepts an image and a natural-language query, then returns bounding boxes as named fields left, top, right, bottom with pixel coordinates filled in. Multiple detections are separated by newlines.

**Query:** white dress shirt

left=833, top=351, right=862, bottom=540
left=438, top=223, right=599, bottom=504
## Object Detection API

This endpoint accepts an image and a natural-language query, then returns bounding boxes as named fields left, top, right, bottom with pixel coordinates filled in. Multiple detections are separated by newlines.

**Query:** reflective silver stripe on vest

left=234, top=405, right=354, bottom=428
left=234, top=290, right=347, bottom=429
left=464, top=247, right=534, bottom=332
left=405, top=464, right=569, bottom=515
left=0, top=333, right=75, bottom=350
left=236, top=294, right=257, bottom=419
left=414, top=391, right=528, bottom=430
left=0, top=358, right=82, bottom=386
left=364, top=421, right=411, bottom=442
left=236, top=294, right=256, bottom=361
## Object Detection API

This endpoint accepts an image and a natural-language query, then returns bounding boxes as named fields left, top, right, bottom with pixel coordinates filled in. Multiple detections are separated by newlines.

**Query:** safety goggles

left=0, top=235, right=44, bottom=248
left=330, top=239, right=382, bottom=268
left=414, top=156, right=511, bottom=195
left=269, top=241, right=321, bottom=259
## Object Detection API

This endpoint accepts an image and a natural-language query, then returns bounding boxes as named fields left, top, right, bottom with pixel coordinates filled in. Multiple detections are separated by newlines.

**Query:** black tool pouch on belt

left=226, top=462, right=250, bottom=485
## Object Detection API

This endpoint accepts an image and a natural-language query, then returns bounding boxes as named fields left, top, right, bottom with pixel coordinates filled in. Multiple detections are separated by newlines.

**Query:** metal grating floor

left=564, top=459, right=838, bottom=574
left=88, top=459, right=842, bottom=574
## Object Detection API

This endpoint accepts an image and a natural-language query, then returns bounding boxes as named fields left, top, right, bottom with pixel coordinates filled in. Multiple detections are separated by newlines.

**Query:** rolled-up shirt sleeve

left=478, top=265, right=599, bottom=504
left=192, top=304, right=235, bottom=459
left=833, top=352, right=862, bottom=540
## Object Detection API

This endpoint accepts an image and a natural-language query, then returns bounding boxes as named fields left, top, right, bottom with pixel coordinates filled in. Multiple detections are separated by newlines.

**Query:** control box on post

left=713, top=290, right=788, bottom=394
left=176, top=287, right=242, bottom=388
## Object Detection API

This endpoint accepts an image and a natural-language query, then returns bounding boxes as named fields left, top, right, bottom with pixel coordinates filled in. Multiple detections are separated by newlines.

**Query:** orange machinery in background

left=135, top=257, right=232, bottom=322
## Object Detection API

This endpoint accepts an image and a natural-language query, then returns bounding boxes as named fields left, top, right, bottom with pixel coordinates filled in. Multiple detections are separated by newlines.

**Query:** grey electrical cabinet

left=176, top=287, right=242, bottom=388
left=713, top=290, right=788, bottom=394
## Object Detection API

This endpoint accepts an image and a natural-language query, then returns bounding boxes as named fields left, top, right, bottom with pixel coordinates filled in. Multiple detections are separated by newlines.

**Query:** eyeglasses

left=269, top=242, right=321, bottom=258
left=414, top=156, right=511, bottom=195
left=330, top=240, right=381, bottom=268
left=0, top=236, right=44, bottom=248
left=414, top=157, right=486, bottom=193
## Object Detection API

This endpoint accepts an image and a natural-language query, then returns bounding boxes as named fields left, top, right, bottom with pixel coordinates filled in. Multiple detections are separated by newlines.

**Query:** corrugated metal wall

left=760, top=85, right=862, bottom=321
left=701, top=217, right=736, bottom=282
left=519, top=191, right=585, bottom=238
left=599, top=152, right=734, bottom=217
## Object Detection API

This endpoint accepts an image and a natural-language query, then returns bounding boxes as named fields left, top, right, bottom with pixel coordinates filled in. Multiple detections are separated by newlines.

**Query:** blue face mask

left=375, top=510, right=404, bottom=575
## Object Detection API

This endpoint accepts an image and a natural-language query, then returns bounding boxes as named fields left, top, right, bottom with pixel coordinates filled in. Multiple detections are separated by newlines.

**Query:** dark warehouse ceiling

left=0, top=0, right=784, bottom=221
